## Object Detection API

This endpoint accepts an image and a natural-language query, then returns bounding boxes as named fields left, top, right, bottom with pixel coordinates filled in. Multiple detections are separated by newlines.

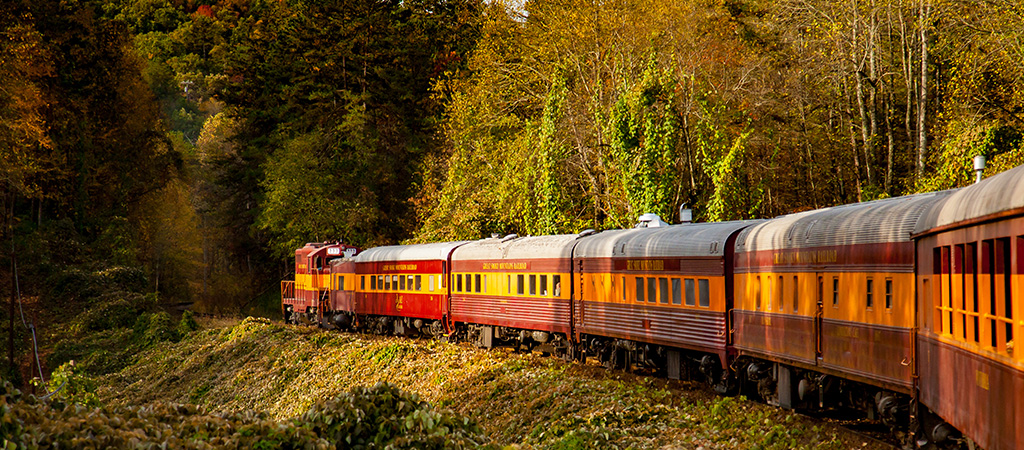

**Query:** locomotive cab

left=282, top=242, right=359, bottom=324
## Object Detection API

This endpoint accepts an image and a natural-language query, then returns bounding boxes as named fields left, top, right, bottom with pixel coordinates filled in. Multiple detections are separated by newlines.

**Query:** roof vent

left=679, top=203, right=693, bottom=223
left=577, top=229, right=596, bottom=238
left=636, top=213, right=670, bottom=228
left=973, top=154, right=986, bottom=184
left=501, top=234, right=519, bottom=242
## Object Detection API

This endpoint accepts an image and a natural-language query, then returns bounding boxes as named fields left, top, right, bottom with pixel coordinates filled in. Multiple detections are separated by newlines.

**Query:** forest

left=2, top=0, right=1024, bottom=376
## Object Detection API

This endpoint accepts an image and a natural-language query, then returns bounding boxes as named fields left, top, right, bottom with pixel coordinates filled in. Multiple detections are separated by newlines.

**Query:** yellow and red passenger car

left=732, top=191, right=950, bottom=407
left=449, top=234, right=578, bottom=352
left=913, top=164, right=1024, bottom=450
left=572, top=221, right=757, bottom=384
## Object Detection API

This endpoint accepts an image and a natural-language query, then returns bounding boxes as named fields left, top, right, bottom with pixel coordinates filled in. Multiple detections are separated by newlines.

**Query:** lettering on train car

left=482, top=262, right=530, bottom=270
left=626, top=260, right=665, bottom=271
left=383, top=264, right=418, bottom=271
left=772, top=249, right=838, bottom=265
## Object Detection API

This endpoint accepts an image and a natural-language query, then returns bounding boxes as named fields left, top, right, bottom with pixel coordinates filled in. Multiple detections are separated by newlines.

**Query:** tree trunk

left=845, top=78, right=864, bottom=202
left=899, top=7, right=916, bottom=183
left=916, top=0, right=930, bottom=179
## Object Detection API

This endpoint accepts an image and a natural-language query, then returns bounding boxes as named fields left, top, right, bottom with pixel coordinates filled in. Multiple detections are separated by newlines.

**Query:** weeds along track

left=97, top=318, right=894, bottom=449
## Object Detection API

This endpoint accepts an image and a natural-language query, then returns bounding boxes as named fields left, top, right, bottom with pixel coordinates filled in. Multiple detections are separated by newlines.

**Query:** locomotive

left=282, top=164, right=1023, bottom=450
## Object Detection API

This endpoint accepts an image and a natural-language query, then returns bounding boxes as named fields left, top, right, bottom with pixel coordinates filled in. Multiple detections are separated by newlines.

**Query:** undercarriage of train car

left=572, top=334, right=735, bottom=394
left=466, top=324, right=573, bottom=358
left=283, top=304, right=319, bottom=326
left=728, top=357, right=953, bottom=447
left=354, top=314, right=447, bottom=338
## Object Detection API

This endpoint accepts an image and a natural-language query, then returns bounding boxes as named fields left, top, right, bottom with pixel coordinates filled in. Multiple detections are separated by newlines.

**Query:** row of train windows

left=932, top=237, right=1020, bottom=352
left=356, top=274, right=442, bottom=292
left=625, top=277, right=710, bottom=307
left=453, top=273, right=563, bottom=297
left=753, top=276, right=893, bottom=313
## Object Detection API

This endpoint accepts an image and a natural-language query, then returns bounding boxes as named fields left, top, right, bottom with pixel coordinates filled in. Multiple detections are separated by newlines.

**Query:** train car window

left=982, top=240, right=995, bottom=347
left=635, top=277, right=644, bottom=302
left=685, top=279, right=695, bottom=306
left=778, top=276, right=784, bottom=311
left=407, top=275, right=414, bottom=291
left=482, top=275, right=488, bottom=293
left=530, top=275, right=537, bottom=295
left=955, top=244, right=966, bottom=339
left=338, top=276, right=344, bottom=290
left=647, top=278, right=657, bottom=303
left=866, top=278, right=874, bottom=308
left=944, top=246, right=953, bottom=335
left=507, top=275, right=511, bottom=294
left=793, top=276, right=798, bottom=312
left=997, top=238, right=1013, bottom=348
left=385, top=275, right=391, bottom=291
left=517, top=275, right=525, bottom=295
left=659, top=278, right=669, bottom=304
left=361, top=276, right=366, bottom=290
left=672, top=279, right=682, bottom=305
left=456, top=274, right=463, bottom=292
left=415, top=275, right=422, bottom=291
left=699, top=279, right=710, bottom=307
left=400, top=275, right=406, bottom=291
left=540, top=275, right=548, bottom=296
left=755, top=276, right=761, bottom=310
left=467, top=274, right=474, bottom=292
left=765, top=276, right=772, bottom=310
left=885, top=278, right=893, bottom=309
left=429, top=275, right=435, bottom=292
left=553, top=275, right=561, bottom=297
left=475, top=274, right=482, bottom=293
left=968, top=242, right=980, bottom=342
left=832, top=277, right=838, bottom=307
left=622, top=277, right=627, bottom=301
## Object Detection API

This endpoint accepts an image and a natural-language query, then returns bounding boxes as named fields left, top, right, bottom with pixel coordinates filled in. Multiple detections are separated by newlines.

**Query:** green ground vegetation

left=11, top=317, right=890, bottom=450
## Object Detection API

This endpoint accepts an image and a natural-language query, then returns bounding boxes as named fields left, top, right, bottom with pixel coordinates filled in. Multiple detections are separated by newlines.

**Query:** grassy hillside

left=91, top=317, right=892, bottom=449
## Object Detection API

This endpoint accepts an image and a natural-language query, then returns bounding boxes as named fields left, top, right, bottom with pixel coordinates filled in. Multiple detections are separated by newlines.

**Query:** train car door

left=816, top=274, right=824, bottom=364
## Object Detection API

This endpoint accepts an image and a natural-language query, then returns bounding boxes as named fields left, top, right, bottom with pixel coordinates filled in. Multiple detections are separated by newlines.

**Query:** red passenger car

left=351, top=241, right=470, bottom=336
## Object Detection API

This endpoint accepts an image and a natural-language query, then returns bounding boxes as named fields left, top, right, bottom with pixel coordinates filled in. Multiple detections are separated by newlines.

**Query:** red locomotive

left=284, top=164, right=1024, bottom=450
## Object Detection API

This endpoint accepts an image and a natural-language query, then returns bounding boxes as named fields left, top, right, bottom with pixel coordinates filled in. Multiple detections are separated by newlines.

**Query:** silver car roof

left=736, top=191, right=950, bottom=253
left=914, top=164, right=1024, bottom=234
left=353, top=241, right=473, bottom=262
left=574, top=221, right=762, bottom=258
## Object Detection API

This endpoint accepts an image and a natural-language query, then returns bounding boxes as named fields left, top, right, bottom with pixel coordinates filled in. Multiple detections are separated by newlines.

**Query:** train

left=282, top=164, right=1023, bottom=450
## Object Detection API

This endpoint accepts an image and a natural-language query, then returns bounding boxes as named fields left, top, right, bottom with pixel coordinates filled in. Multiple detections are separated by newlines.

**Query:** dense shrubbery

left=0, top=379, right=488, bottom=449
left=47, top=277, right=202, bottom=376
